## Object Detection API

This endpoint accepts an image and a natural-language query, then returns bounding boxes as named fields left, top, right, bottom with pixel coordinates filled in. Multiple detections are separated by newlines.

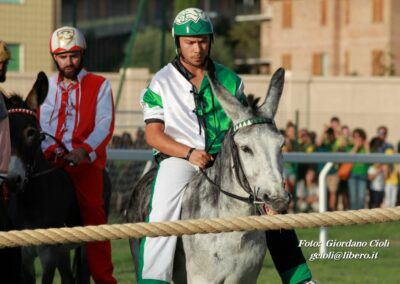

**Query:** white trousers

left=139, top=157, right=197, bottom=283
left=384, top=184, right=398, bottom=208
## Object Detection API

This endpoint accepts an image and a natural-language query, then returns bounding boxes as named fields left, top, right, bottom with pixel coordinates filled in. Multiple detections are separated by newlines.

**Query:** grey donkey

left=126, top=68, right=290, bottom=283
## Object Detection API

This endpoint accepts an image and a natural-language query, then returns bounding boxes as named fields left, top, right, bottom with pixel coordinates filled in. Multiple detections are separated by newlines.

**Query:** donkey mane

left=243, top=94, right=262, bottom=116
left=5, top=94, right=27, bottom=109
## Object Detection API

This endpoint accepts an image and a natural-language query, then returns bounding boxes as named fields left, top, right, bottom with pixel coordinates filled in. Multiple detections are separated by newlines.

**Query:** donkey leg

left=37, top=245, right=57, bottom=284
left=172, top=237, right=187, bottom=284
left=129, top=238, right=140, bottom=277
left=72, top=245, right=91, bottom=284
left=21, top=246, right=37, bottom=284
left=55, top=246, right=75, bottom=284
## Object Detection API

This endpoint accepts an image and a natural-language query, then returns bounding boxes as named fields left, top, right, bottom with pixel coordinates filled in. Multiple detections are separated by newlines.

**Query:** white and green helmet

left=172, top=8, right=214, bottom=53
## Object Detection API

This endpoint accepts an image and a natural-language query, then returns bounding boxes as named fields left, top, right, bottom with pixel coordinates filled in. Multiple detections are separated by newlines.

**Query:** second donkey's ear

left=25, top=71, right=48, bottom=110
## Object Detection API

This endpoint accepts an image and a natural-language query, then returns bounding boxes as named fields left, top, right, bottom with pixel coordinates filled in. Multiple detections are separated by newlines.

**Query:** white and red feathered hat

left=50, top=26, right=86, bottom=54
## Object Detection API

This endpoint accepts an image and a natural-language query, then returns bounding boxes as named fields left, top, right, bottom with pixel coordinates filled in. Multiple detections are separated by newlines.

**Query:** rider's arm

left=81, top=79, right=114, bottom=161
left=146, top=122, right=212, bottom=168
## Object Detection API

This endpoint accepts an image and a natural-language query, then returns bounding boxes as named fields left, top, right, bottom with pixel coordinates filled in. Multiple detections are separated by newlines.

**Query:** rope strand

left=0, top=207, right=399, bottom=248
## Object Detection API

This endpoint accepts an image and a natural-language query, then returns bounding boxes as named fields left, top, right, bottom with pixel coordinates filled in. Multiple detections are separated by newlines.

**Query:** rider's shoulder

left=154, top=63, right=176, bottom=80
left=212, top=61, right=242, bottom=88
left=149, top=63, right=180, bottom=90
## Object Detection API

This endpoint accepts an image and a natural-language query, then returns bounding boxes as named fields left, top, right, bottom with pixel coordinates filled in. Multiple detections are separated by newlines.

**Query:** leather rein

left=201, top=117, right=275, bottom=205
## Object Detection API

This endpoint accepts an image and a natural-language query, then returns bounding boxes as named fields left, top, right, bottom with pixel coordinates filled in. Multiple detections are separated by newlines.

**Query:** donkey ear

left=260, top=68, right=285, bottom=118
left=207, top=72, right=247, bottom=123
left=25, top=71, right=48, bottom=110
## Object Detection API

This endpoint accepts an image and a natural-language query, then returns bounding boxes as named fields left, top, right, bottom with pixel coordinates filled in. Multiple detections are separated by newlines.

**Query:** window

left=282, top=54, right=292, bottom=71
left=372, top=0, right=383, bottom=23
left=7, top=44, right=21, bottom=72
left=0, top=0, right=23, bottom=3
left=282, top=0, right=292, bottom=28
left=312, top=53, right=329, bottom=76
left=321, top=0, right=328, bottom=26
left=312, top=53, right=322, bottom=76
left=372, top=50, right=384, bottom=76
left=344, top=0, right=350, bottom=25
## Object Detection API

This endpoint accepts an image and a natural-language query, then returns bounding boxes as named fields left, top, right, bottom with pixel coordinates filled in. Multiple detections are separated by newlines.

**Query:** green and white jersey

left=140, top=60, right=245, bottom=155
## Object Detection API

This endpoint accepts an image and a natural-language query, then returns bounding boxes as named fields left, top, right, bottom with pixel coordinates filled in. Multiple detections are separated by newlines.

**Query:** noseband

left=202, top=117, right=276, bottom=205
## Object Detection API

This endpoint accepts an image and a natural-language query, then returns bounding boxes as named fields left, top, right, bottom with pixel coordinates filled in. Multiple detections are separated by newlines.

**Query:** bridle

left=201, top=116, right=276, bottom=205
left=7, top=108, right=69, bottom=183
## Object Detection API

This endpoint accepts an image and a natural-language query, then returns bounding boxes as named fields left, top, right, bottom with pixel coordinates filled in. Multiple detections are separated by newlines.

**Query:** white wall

left=4, top=69, right=400, bottom=145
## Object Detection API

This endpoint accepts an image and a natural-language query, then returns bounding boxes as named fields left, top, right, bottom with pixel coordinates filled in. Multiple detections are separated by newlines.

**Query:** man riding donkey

left=38, top=27, right=117, bottom=283
left=0, top=40, right=23, bottom=284
left=139, top=7, right=314, bottom=284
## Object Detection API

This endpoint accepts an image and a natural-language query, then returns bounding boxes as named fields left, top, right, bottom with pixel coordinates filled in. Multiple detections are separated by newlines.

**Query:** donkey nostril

left=263, top=194, right=270, bottom=202
left=26, top=128, right=36, bottom=138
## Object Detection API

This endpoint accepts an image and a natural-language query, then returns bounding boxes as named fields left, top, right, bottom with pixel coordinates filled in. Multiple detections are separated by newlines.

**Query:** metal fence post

left=318, top=162, right=334, bottom=254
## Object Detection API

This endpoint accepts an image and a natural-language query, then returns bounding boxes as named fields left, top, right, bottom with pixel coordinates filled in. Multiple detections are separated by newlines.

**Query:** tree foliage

left=129, top=27, right=235, bottom=72
left=229, top=21, right=260, bottom=59
left=129, top=27, right=175, bottom=72
left=210, top=36, right=235, bottom=69
left=174, top=0, right=199, bottom=16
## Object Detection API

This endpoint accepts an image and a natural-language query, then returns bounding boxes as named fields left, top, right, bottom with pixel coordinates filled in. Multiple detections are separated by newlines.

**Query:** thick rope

left=0, top=207, right=399, bottom=248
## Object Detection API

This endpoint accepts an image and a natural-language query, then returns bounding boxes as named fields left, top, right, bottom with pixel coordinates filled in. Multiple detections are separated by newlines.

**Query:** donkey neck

left=204, top=135, right=257, bottom=217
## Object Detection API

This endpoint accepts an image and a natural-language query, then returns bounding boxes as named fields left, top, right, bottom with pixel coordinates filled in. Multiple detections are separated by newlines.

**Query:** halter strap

left=203, top=116, right=275, bottom=205
left=233, top=117, right=274, bottom=134
left=8, top=108, right=37, bottom=117
left=6, top=107, right=71, bottom=182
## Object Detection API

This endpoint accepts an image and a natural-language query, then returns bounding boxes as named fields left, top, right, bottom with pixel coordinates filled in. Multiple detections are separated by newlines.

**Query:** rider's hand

left=188, top=149, right=213, bottom=169
left=64, top=147, right=89, bottom=166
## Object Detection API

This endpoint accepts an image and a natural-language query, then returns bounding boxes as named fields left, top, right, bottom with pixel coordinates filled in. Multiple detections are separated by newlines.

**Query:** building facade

left=262, top=0, right=400, bottom=76
left=0, top=0, right=59, bottom=73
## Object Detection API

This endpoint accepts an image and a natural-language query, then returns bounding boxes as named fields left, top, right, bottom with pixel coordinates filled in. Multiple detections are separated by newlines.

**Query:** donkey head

left=208, top=68, right=289, bottom=212
left=5, top=72, right=48, bottom=192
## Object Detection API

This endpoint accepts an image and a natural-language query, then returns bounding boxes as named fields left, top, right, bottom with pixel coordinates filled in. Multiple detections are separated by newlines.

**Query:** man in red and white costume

left=38, top=26, right=116, bottom=283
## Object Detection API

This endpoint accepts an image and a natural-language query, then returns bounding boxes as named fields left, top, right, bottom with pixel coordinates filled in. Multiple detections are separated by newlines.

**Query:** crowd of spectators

left=109, top=128, right=149, bottom=150
left=107, top=120, right=400, bottom=215
left=282, top=117, right=400, bottom=213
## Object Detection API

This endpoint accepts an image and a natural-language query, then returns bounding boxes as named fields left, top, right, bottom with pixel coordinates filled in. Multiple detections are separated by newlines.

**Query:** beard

left=0, top=70, right=6, bottom=82
left=59, top=64, right=82, bottom=79
left=181, top=55, right=207, bottom=68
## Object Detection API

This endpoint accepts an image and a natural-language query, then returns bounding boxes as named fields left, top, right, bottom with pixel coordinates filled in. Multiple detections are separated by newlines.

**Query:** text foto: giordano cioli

left=298, top=239, right=390, bottom=248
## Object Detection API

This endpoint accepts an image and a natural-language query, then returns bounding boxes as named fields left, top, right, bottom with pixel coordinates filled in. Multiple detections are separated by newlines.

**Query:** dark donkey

left=4, top=72, right=83, bottom=283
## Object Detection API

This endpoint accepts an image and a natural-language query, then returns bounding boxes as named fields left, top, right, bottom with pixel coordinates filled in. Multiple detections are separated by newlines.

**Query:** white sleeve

left=83, top=80, right=114, bottom=161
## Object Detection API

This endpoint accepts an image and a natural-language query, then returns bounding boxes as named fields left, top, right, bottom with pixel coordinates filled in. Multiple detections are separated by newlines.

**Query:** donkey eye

left=241, top=145, right=253, bottom=155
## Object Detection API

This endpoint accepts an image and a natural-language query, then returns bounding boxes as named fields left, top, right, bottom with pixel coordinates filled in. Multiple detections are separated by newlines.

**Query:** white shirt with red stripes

left=39, top=69, right=114, bottom=166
